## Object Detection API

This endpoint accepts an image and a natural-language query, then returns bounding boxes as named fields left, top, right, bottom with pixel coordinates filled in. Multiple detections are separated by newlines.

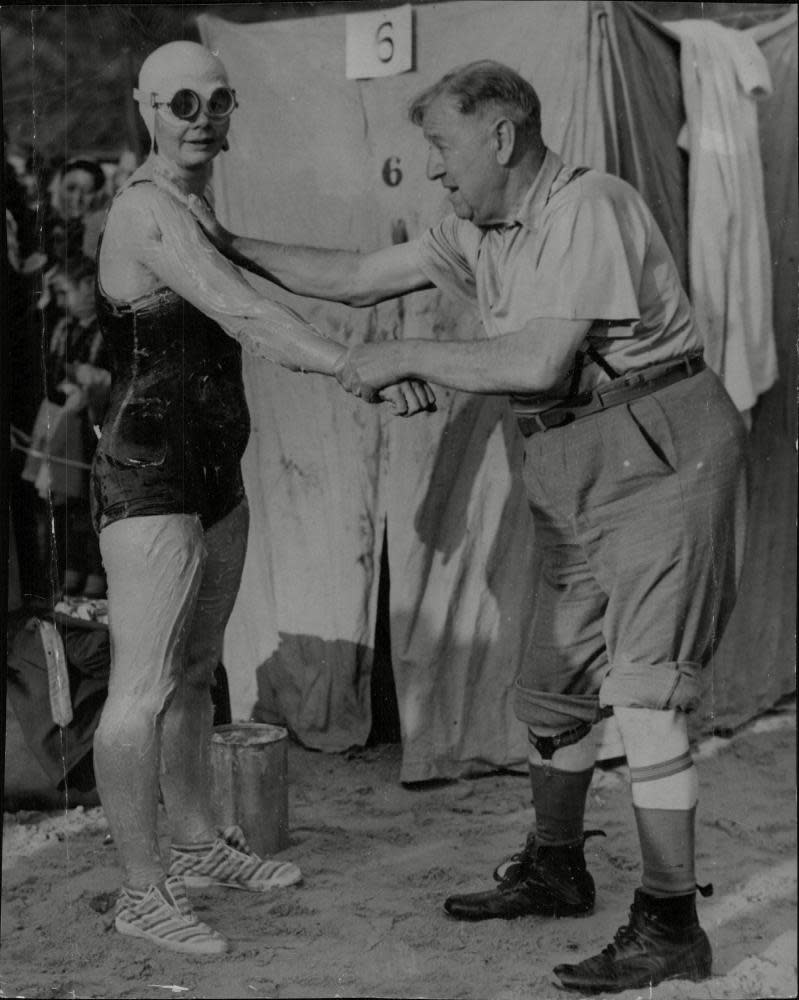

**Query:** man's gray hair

left=409, top=60, right=542, bottom=136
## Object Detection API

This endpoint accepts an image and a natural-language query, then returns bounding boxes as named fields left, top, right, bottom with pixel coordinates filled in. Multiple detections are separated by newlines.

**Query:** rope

left=10, top=425, right=93, bottom=472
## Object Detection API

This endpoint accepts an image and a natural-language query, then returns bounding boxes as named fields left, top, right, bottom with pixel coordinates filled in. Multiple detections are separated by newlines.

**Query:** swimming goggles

left=136, top=87, right=238, bottom=122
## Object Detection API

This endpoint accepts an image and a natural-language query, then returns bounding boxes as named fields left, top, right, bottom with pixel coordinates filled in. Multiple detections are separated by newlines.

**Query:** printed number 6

left=376, top=20, right=394, bottom=63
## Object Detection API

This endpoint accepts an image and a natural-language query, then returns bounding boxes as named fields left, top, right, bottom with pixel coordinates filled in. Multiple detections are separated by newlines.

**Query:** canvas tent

left=194, top=1, right=796, bottom=783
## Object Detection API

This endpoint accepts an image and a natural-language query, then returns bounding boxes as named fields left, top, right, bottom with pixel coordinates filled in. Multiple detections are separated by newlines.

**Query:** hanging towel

left=672, top=19, right=778, bottom=418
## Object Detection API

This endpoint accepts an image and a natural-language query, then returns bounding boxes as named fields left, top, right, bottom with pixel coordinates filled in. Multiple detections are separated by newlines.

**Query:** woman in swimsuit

left=93, top=40, right=434, bottom=956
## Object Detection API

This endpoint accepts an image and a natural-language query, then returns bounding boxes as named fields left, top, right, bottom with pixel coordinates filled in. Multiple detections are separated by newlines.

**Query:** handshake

left=334, top=343, right=436, bottom=418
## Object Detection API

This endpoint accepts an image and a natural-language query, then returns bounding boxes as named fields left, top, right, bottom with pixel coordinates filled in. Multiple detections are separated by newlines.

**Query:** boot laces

left=604, top=883, right=712, bottom=957
left=605, top=919, right=644, bottom=959
left=492, top=850, right=531, bottom=887
left=492, top=829, right=605, bottom=888
left=603, top=896, right=667, bottom=960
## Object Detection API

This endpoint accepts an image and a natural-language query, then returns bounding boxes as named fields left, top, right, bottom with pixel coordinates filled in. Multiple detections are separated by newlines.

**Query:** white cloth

left=672, top=19, right=778, bottom=415
left=198, top=1, right=609, bottom=775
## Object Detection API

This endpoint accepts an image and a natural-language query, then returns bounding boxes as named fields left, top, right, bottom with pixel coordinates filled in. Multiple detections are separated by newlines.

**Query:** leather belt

left=512, top=352, right=705, bottom=438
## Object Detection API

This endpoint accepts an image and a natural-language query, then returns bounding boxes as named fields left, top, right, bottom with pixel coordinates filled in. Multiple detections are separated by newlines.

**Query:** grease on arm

left=128, top=187, right=345, bottom=375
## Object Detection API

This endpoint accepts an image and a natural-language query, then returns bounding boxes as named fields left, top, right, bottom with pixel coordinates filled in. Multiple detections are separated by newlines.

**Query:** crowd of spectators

left=5, top=139, right=137, bottom=602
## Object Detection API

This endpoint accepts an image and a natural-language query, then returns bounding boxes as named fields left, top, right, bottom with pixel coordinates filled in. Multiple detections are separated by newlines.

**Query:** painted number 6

left=382, top=157, right=403, bottom=187
left=376, top=20, right=394, bottom=63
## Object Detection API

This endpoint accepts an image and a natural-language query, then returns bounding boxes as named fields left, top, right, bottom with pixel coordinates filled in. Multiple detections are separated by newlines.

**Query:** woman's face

left=153, top=82, right=231, bottom=173
left=58, top=168, right=99, bottom=219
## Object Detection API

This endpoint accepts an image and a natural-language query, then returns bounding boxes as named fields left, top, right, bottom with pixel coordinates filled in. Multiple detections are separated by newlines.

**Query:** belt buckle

left=517, top=407, right=574, bottom=437
left=516, top=413, right=545, bottom=438
left=516, top=413, right=544, bottom=437
left=541, top=409, right=576, bottom=430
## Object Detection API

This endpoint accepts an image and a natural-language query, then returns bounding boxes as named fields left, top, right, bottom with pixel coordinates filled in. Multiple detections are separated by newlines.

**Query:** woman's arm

left=105, top=184, right=343, bottom=374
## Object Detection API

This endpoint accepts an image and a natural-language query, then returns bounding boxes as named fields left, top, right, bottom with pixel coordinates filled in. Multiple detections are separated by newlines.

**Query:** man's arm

left=336, top=318, right=594, bottom=398
left=188, top=194, right=434, bottom=306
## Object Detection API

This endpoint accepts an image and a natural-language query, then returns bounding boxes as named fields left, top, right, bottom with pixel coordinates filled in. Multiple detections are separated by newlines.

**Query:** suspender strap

left=584, top=344, right=619, bottom=379
left=567, top=351, right=586, bottom=397
left=570, top=344, right=619, bottom=393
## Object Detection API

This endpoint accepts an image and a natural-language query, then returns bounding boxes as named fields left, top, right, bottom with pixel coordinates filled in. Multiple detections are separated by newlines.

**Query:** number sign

left=345, top=5, right=413, bottom=80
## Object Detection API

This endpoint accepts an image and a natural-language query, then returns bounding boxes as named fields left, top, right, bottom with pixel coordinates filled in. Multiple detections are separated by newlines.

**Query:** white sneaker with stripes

left=170, top=826, right=302, bottom=892
left=115, top=876, right=228, bottom=955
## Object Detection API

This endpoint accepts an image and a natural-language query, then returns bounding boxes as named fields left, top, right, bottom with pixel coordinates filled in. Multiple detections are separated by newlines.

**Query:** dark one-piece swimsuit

left=91, top=181, right=251, bottom=535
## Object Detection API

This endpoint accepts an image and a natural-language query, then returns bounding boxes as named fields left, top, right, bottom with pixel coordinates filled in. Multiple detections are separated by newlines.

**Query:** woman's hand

left=334, top=342, right=404, bottom=400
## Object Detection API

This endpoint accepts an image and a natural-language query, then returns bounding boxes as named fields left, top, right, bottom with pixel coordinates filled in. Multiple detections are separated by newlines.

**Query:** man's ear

left=494, top=118, right=516, bottom=166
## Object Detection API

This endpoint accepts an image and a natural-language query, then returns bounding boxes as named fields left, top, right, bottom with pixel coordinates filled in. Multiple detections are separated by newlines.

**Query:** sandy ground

left=1, top=702, right=796, bottom=1000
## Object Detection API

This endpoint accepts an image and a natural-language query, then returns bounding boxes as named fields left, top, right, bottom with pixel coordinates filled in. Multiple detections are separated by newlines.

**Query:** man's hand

left=74, top=363, right=112, bottom=415
left=186, top=193, right=233, bottom=251
left=334, top=344, right=434, bottom=416
left=58, top=381, right=87, bottom=413
left=378, top=380, right=436, bottom=416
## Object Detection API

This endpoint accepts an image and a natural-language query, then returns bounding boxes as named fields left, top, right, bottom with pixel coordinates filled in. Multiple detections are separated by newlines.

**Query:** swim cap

left=134, top=41, right=230, bottom=139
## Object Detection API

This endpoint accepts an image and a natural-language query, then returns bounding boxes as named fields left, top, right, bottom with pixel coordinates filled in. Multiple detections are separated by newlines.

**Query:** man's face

left=153, top=78, right=231, bottom=173
left=59, top=168, right=99, bottom=219
left=421, top=95, right=502, bottom=225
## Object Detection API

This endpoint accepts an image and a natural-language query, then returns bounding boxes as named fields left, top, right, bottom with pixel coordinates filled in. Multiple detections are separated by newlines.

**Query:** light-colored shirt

left=414, top=150, right=700, bottom=402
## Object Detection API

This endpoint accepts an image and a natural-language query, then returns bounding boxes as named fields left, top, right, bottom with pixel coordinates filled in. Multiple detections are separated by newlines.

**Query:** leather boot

left=443, top=831, right=602, bottom=921
left=553, top=888, right=712, bottom=993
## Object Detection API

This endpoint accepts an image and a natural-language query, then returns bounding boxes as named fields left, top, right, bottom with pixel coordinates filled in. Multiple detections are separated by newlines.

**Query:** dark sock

left=529, top=765, right=593, bottom=845
left=634, top=805, right=696, bottom=896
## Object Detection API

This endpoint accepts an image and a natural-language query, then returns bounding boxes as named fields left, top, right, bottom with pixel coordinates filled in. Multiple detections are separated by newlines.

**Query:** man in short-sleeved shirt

left=416, top=149, right=698, bottom=403
left=191, top=60, right=748, bottom=994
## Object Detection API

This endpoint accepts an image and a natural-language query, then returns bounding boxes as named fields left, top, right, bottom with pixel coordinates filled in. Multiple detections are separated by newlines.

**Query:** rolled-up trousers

left=514, top=368, right=749, bottom=733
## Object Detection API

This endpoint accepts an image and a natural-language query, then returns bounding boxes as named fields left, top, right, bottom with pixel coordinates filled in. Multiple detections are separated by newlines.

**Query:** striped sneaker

left=114, top=876, right=228, bottom=955
left=170, top=826, right=302, bottom=892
